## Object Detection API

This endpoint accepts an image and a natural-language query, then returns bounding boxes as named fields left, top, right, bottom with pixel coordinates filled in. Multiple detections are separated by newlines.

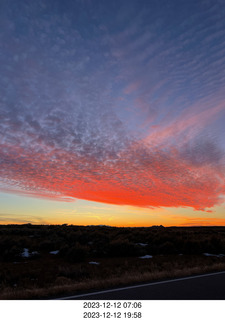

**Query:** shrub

left=60, top=243, right=89, bottom=262
left=108, top=240, right=140, bottom=257
left=158, top=241, right=176, bottom=254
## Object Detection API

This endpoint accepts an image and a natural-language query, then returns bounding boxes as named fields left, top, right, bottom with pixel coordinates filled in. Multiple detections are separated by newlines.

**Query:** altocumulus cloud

left=0, top=0, right=225, bottom=211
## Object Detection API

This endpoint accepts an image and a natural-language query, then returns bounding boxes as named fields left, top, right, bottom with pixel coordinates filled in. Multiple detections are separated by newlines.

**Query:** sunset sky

left=1, top=0, right=225, bottom=226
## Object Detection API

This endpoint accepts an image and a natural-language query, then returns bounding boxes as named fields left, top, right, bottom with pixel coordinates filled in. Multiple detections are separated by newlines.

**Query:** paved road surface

left=56, top=271, right=225, bottom=300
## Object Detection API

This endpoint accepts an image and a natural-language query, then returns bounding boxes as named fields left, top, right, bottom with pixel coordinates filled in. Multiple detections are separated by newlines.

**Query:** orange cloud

left=1, top=141, right=224, bottom=211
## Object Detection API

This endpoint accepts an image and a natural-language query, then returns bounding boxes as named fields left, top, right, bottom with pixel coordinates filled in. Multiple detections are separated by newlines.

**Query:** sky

left=0, top=0, right=225, bottom=227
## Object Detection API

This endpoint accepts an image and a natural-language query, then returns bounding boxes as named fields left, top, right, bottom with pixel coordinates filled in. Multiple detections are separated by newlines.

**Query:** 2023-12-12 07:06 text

left=83, top=302, right=142, bottom=309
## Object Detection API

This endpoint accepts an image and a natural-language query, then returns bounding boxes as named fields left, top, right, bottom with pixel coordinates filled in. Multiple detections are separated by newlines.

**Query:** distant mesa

left=87, top=225, right=112, bottom=227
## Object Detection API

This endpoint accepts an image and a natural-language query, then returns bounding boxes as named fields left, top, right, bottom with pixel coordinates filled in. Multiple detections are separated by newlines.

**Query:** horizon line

left=1, top=223, right=225, bottom=228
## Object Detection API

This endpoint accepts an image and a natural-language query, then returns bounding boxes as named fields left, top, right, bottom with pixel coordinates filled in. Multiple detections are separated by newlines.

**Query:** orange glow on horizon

left=1, top=213, right=225, bottom=228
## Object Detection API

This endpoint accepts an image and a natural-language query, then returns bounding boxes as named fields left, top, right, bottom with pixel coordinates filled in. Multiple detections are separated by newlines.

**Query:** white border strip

left=54, top=270, right=225, bottom=300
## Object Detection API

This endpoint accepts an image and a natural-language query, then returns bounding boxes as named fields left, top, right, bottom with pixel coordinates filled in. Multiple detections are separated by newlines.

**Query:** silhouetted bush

left=182, top=240, right=202, bottom=254
left=158, top=241, right=176, bottom=254
left=108, top=240, right=140, bottom=257
left=60, top=243, right=89, bottom=262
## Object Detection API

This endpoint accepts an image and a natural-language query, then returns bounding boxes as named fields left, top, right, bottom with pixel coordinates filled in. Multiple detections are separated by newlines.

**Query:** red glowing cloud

left=1, top=139, right=225, bottom=211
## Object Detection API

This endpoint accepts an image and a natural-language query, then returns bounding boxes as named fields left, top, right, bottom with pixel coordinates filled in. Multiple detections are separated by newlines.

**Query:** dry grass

left=1, top=257, right=225, bottom=299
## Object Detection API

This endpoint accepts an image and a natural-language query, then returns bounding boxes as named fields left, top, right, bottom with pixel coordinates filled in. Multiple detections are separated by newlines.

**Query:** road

left=56, top=271, right=225, bottom=300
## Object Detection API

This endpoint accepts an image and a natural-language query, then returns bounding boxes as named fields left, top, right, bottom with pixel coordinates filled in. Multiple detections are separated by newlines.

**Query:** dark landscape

left=1, top=224, right=225, bottom=299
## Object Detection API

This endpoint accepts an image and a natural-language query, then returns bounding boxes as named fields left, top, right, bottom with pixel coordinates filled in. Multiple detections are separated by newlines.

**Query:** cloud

left=179, top=137, right=224, bottom=167
left=0, top=213, right=47, bottom=224
left=0, top=0, right=225, bottom=211
left=1, top=138, right=224, bottom=210
left=179, top=217, right=225, bottom=227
